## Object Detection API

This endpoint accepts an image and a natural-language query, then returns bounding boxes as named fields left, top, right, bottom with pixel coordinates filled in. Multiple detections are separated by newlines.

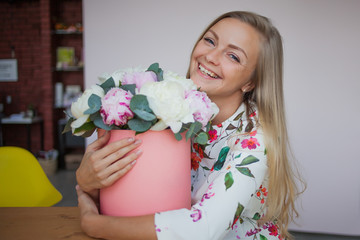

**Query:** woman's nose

left=205, top=49, right=221, bottom=65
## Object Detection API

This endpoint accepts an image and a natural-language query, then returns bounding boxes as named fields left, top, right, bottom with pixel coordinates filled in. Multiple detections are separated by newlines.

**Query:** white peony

left=70, top=85, right=104, bottom=135
left=140, top=80, right=194, bottom=133
left=163, top=71, right=197, bottom=91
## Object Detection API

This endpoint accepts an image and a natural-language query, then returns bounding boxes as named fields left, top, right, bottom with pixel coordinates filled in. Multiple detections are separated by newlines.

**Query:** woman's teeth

left=199, top=65, right=219, bottom=78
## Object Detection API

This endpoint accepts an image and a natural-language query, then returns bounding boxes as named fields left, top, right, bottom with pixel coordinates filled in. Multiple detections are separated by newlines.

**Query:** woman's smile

left=198, top=63, right=220, bottom=79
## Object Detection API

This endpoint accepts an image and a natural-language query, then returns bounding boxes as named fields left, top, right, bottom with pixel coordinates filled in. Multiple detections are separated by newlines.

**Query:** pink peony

left=185, top=90, right=219, bottom=127
left=122, top=71, right=157, bottom=89
left=100, top=88, right=134, bottom=126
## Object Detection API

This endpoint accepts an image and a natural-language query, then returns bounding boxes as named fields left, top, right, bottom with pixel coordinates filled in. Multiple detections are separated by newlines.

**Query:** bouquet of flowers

left=63, top=63, right=219, bottom=145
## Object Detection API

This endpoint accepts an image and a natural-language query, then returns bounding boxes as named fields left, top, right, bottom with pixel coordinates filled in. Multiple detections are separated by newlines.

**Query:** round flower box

left=99, top=129, right=192, bottom=216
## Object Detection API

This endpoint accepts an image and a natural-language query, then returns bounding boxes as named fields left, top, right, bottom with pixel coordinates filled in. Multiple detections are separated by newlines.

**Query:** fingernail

left=136, top=149, right=142, bottom=155
left=128, top=137, right=135, bottom=142
left=134, top=139, right=142, bottom=145
left=131, top=160, right=137, bottom=165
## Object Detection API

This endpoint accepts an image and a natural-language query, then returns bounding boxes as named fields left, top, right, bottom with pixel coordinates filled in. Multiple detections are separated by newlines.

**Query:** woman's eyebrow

left=208, top=29, right=248, bottom=59
left=229, top=43, right=248, bottom=59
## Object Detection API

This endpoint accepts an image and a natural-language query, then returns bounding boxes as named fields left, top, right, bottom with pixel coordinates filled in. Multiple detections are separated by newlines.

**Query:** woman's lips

left=198, top=64, right=220, bottom=79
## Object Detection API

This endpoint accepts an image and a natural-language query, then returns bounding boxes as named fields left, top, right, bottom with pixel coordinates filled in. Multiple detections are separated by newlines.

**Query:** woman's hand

left=76, top=185, right=101, bottom=237
left=76, top=185, right=157, bottom=240
left=76, top=131, right=142, bottom=199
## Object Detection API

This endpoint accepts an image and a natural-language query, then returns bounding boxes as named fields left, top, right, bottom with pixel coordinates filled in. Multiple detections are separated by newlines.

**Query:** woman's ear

left=241, top=81, right=255, bottom=93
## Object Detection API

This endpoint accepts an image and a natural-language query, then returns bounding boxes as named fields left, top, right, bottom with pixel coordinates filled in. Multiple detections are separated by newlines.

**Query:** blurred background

left=1, top=0, right=359, bottom=238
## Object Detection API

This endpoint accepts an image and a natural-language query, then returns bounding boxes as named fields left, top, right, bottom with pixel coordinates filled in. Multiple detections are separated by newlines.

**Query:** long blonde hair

left=187, top=11, right=304, bottom=239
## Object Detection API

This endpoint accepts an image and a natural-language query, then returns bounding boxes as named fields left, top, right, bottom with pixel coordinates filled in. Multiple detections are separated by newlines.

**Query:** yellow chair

left=0, top=146, right=62, bottom=207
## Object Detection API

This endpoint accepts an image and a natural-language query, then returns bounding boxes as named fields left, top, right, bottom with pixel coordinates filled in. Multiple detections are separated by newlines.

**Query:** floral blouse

left=154, top=104, right=283, bottom=240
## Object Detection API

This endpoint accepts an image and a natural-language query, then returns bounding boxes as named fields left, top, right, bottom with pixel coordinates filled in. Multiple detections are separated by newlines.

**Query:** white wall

left=83, top=0, right=360, bottom=236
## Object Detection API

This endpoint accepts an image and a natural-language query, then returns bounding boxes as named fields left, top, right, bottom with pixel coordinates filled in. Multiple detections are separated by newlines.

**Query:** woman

left=76, top=11, right=302, bottom=240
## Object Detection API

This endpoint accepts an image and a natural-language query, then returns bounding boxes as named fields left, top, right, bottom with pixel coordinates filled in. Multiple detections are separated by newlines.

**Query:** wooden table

left=0, top=207, right=97, bottom=240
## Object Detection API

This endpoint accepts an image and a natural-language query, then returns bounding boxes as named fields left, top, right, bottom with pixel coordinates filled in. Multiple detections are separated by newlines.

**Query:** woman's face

left=189, top=18, right=261, bottom=103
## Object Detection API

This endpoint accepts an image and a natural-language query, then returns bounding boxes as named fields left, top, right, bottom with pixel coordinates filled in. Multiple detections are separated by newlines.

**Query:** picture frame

left=0, top=59, right=18, bottom=82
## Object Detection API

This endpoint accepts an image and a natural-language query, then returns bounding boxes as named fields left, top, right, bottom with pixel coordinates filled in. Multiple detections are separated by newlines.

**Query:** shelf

left=53, top=30, right=83, bottom=35
left=51, top=0, right=84, bottom=168
left=54, top=66, right=83, bottom=72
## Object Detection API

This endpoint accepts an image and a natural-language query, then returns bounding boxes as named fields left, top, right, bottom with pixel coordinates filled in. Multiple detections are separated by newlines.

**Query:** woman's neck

left=211, top=96, right=243, bottom=125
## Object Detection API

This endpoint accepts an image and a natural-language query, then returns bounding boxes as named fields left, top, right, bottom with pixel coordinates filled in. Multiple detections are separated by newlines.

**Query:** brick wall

left=0, top=0, right=83, bottom=154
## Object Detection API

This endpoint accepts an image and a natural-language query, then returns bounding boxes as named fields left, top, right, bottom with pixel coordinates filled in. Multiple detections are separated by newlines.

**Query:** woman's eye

left=229, top=54, right=240, bottom=63
left=204, top=37, right=215, bottom=46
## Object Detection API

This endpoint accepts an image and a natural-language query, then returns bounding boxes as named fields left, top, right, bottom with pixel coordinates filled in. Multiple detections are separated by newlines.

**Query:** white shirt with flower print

left=154, top=103, right=283, bottom=240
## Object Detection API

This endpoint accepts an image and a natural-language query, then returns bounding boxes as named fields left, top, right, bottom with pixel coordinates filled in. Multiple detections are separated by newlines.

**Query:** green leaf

left=252, top=212, right=261, bottom=220
left=213, top=146, right=230, bottom=171
left=147, top=62, right=160, bottom=72
left=237, top=155, right=259, bottom=166
left=225, top=172, right=234, bottom=190
left=157, top=71, right=164, bottom=81
left=120, top=84, right=136, bottom=95
left=84, top=94, right=102, bottom=114
left=205, top=121, right=211, bottom=132
left=231, top=203, right=244, bottom=228
left=147, top=62, right=163, bottom=81
left=89, top=112, right=101, bottom=121
left=128, top=118, right=152, bottom=133
left=178, top=126, right=187, bottom=133
left=130, top=95, right=155, bottom=121
left=192, top=121, right=203, bottom=133
left=236, top=167, right=255, bottom=178
left=194, top=132, right=208, bottom=145
left=233, top=111, right=244, bottom=121
left=186, top=121, right=203, bottom=140
left=74, top=121, right=96, bottom=134
left=100, top=77, right=115, bottom=92
left=234, top=153, right=242, bottom=159
left=63, top=110, right=71, bottom=118
left=79, top=128, right=96, bottom=138
left=245, top=121, right=254, bottom=133
left=133, top=109, right=156, bottom=121
left=174, top=132, right=183, bottom=141
left=93, top=116, right=112, bottom=130
left=260, top=235, right=268, bottom=240
left=235, top=203, right=244, bottom=217
left=62, top=118, right=74, bottom=134
left=226, top=124, right=237, bottom=130
left=237, top=121, right=243, bottom=132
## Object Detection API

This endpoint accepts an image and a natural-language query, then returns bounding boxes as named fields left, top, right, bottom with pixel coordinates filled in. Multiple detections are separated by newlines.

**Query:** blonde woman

left=76, top=11, right=303, bottom=239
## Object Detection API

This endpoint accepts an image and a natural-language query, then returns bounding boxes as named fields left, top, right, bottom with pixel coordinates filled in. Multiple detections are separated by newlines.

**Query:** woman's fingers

left=78, top=137, right=142, bottom=189
left=99, top=148, right=143, bottom=186
left=100, top=139, right=142, bottom=166
left=90, top=140, right=142, bottom=186
left=76, top=131, right=144, bottom=193
left=91, top=136, right=138, bottom=163
left=86, top=130, right=111, bottom=152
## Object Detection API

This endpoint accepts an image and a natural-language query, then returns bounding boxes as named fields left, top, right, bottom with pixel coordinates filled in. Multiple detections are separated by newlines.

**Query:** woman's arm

left=76, top=185, right=157, bottom=240
left=76, top=131, right=142, bottom=200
